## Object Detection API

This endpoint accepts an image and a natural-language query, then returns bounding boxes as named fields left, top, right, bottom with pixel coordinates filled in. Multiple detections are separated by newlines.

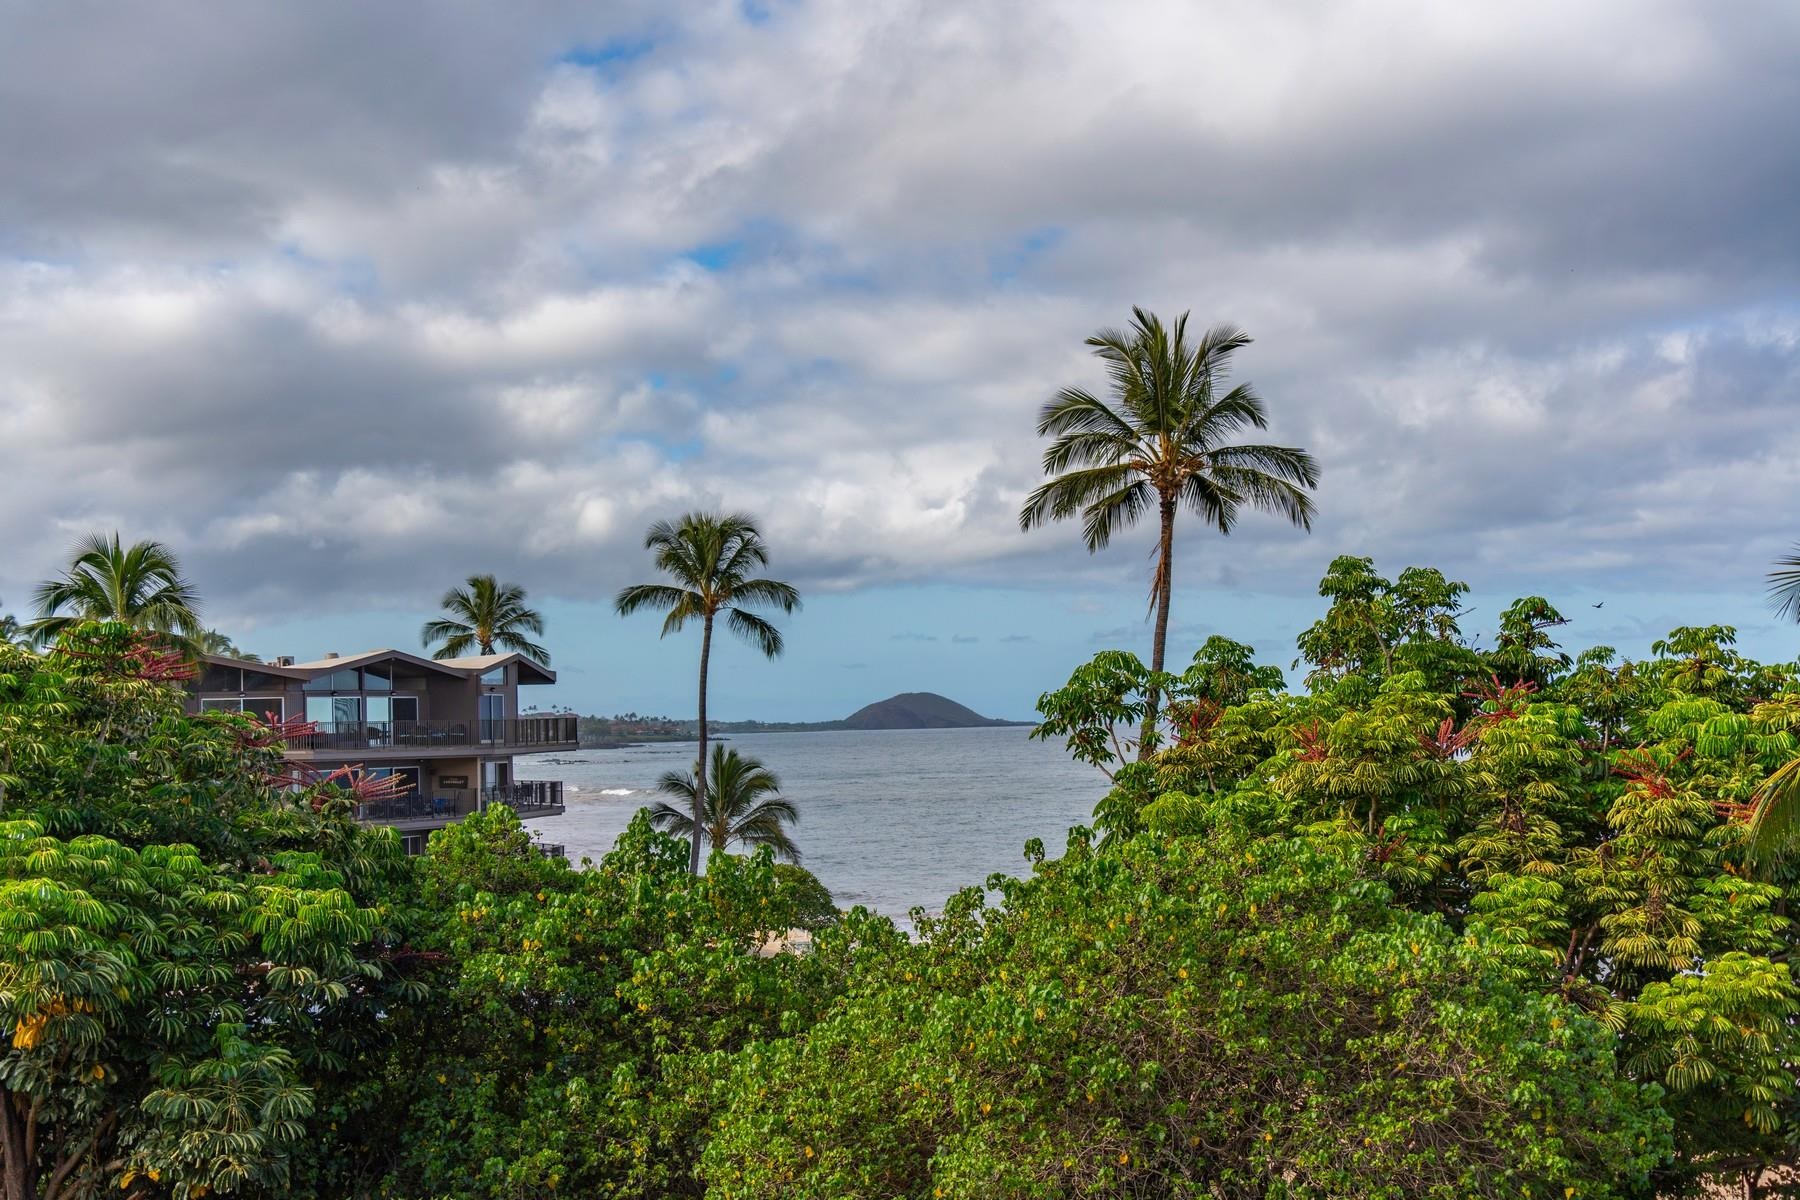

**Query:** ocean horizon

left=516, top=725, right=1105, bottom=920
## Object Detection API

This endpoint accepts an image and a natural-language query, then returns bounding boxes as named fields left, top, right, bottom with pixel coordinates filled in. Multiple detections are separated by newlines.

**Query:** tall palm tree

left=616, top=512, right=799, bottom=874
left=1020, top=308, right=1319, bottom=755
left=1744, top=548, right=1800, bottom=867
left=649, top=744, right=801, bottom=863
left=0, top=602, right=19, bottom=648
left=28, top=533, right=204, bottom=650
left=421, top=575, right=549, bottom=666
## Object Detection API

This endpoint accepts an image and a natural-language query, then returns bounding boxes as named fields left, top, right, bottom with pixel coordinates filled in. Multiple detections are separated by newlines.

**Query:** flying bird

left=1592, top=602, right=1604, bottom=609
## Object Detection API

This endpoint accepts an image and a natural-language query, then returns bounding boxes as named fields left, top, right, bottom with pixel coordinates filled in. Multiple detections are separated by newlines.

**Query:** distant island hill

left=574, top=693, right=1032, bottom=747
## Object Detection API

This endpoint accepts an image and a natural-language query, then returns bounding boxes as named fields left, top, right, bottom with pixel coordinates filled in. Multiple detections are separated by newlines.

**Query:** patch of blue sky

left=629, top=433, right=705, bottom=463
left=683, top=239, right=744, bottom=271
left=559, top=36, right=660, bottom=78
left=988, top=226, right=1066, bottom=284
left=276, top=242, right=379, bottom=296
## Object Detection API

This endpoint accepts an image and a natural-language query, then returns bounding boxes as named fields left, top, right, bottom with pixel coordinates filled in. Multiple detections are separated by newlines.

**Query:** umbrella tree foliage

left=1035, top=557, right=1800, bottom=1195
left=13, top=562, right=1800, bottom=1197
left=701, top=825, right=1670, bottom=1198
left=0, top=624, right=419, bottom=1200
left=364, top=808, right=856, bottom=1198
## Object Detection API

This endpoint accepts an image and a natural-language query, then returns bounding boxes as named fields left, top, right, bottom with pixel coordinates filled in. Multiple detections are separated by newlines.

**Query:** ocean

left=514, top=725, right=1108, bottom=920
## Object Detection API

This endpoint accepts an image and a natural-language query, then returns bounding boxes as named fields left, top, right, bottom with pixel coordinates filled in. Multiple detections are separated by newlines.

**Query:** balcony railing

left=485, top=779, right=565, bottom=817
left=353, top=779, right=565, bottom=825
left=290, top=715, right=579, bottom=753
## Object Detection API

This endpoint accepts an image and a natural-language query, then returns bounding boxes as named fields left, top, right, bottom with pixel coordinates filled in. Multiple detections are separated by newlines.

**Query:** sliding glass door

left=479, top=694, right=504, bottom=743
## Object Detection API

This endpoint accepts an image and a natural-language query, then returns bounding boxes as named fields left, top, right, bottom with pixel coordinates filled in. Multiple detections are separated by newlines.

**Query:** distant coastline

left=567, top=691, right=1033, bottom=749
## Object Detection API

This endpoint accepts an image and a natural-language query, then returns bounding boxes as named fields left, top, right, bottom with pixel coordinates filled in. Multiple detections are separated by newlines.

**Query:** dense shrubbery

left=0, top=625, right=420, bottom=1200
left=702, top=824, right=1668, bottom=1198
left=364, top=807, right=859, bottom=1198
left=7, top=580, right=1800, bottom=1198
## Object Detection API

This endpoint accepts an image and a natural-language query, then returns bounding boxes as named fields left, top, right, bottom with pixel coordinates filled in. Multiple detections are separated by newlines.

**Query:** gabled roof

left=210, top=648, right=558, bottom=685
left=198, top=653, right=311, bottom=680
left=438, top=652, right=557, bottom=685
left=284, top=648, right=471, bottom=678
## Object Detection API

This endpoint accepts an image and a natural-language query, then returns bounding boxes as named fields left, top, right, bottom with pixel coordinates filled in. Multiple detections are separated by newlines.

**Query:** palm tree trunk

left=1140, top=496, right=1178, bottom=761
left=692, top=614, right=713, bottom=875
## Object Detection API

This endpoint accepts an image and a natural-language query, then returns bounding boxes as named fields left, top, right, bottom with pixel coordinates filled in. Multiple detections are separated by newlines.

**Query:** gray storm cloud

left=1, top=0, right=1797, bottom=628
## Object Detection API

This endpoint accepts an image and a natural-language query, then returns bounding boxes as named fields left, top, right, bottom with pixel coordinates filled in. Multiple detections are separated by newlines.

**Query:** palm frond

left=1019, top=464, right=1137, bottom=533
left=727, top=608, right=785, bottom=658
left=730, top=578, right=801, bottom=613
left=1744, top=757, right=1800, bottom=868
left=1202, top=464, right=1317, bottom=531
left=1035, top=387, right=1141, bottom=442
left=614, top=584, right=695, bottom=617
left=646, top=800, right=697, bottom=838
left=1769, top=547, right=1800, bottom=622
left=1080, top=478, right=1155, bottom=552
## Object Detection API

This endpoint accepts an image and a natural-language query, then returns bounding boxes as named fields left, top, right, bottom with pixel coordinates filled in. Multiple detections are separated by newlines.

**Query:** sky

left=2, top=0, right=1798, bottom=721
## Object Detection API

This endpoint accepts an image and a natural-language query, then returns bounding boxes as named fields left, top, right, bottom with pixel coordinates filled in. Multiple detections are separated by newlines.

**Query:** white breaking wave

left=597, top=787, right=639, bottom=796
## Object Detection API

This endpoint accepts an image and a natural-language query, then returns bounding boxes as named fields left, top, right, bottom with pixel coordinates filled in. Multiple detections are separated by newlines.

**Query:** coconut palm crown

left=650, top=744, right=801, bottom=864
left=29, top=533, right=204, bottom=650
left=1020, top=308, right=1318, bottom=755
left=421, top=574, right=549, bottom=666
left=1745, top=546, right=1800, bottom=866
left=616, top=512, right=799, bottom=874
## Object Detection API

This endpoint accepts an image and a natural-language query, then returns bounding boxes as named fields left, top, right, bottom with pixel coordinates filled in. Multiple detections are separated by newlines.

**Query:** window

left=369, top=765, right=421, bottom=795
left=391, top=696, right=419, bottom=724
left=481, top=666, right=506, bottom=684
left=303, top=668, right=361, bottom=693
left=306, top=696, right=360, bottom=729
left=201, top=697, right=284, bottom=720
left=242, top=669, right=289, bottom=692
left=479, top=694, right=505, bottom=742
left=362, top=663, right=393, bottom=692
left=199, top=665, right=242, bottom=692
left=401, top=833, right=426, bottom=856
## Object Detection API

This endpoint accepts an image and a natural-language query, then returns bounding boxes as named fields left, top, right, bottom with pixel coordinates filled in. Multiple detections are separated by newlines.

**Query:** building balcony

left=353, top=779, right=566, bottom=829
left=289, top=715, right=579, bottom=757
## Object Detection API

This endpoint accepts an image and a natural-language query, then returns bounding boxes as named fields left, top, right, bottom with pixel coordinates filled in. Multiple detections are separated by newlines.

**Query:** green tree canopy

left=0, top=625, right=419, bottom=1200
left=702, top=825, right=1669, bottom=1198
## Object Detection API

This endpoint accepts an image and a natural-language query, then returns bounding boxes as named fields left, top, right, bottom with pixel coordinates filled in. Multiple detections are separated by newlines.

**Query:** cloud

left=3, top=0, right=1799, bottom=628
left=889, top=632, right=938, bottom=642
left=1000, top=634, right=1035, bottom=643
left=952, top=634, right=980, bottom=644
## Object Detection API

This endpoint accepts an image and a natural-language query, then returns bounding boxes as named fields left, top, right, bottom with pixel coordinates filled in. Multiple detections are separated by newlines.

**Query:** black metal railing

left=353, top=780, right=564, bottom=825
left=291, top=715, right=579, bottom=753
left=485, top=779, right=564, bottom=816
left=533, top=843, right=566, bottom=861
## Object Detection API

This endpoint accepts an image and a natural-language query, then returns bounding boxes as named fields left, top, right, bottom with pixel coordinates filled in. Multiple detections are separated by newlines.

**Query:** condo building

left=186, top=649, right=577, bottom=854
